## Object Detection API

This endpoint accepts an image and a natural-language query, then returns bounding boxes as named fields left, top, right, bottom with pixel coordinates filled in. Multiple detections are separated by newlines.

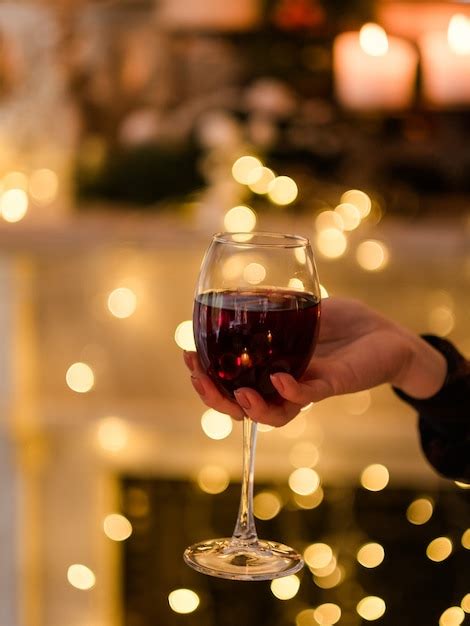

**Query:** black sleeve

left=393, top=335, right=470, bottom=483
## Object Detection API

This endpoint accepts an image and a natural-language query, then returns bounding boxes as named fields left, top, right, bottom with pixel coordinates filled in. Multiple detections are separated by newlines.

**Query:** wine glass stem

left=232, top=416, right=258, bottom=545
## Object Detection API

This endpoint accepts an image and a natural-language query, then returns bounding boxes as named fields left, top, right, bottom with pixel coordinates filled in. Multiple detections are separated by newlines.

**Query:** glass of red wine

left=184, top=232, right=321, bottom=580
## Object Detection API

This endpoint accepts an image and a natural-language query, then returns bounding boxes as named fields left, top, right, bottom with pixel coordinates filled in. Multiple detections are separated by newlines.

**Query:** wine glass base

left=184, top=538, right=304, bottom=581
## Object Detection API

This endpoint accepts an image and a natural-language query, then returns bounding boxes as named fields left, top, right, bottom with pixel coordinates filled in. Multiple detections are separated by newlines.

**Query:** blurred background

left=0, top=1, right=469, bottom=625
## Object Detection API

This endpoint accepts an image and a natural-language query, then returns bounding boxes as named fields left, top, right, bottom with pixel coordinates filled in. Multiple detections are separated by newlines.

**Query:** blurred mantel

left=0, top=208, right=468, bottom=626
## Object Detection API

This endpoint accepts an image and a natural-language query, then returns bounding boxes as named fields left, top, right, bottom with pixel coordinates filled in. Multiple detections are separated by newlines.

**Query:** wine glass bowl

left=184, top=232, right=321, bottom=580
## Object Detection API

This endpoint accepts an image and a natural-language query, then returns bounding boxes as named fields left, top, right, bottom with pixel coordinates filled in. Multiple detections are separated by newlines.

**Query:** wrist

left=393, top=333, right=447, bottom=399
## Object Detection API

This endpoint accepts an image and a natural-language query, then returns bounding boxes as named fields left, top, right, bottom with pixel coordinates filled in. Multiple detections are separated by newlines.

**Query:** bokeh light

left=288, top=277, right=304, bottom=291
left=296, top=609, right=316, bottom=626
left=426, top=537, right=453, bottom=562
left=289, top=441, right=319, bottom=468
left=168, top=589, right=200, bottom=614
left=316, top=228, right=347, bottom=259
left=439, top=606, right=465, bottom=626
left=288, top=467, right=320, bottom=495
left=201, top=409, right=233, bottom=440
left=356, top=240, right=389, bottom=271
left=340, top=189, right=372, bottom=218
left=293, top=487, right=324, bottom=510
left=103, top=513, right=133, bottom=541
left=253, top=491, right=282, bottom=520
left=1, top=188, right=28, bottom=222
left=428, top=306, right=455, bottom=336
left=315, top=210, right=344, bottom=231
left=66, top=362, right=94, bottom=393
left=314, top=565, right=344, bottom=589
left=3, top=171, right=28, bottom=190
left=314, top=603, right=342, bottom=625
left=268, top=176, right=298, bottom=205
left=232, top=155, right=263, bottom=184
left=462, top=528, right=470, bottom=549
left=406, top=497, right=434, bottom=525
left=270, top=574, right=300, bottom=600
left=335, top=202, right=361, bottom=230
left=357, top=596, right=386, bottom=620
left=97, top=417, right=129, bottom=453
left=248, top=167, right=275, bottom=194
left=360, top=464, right=389, bottom=491
left=197, top=465, right=230, bottom=494
left=107, top=287, right=137, bottom=318
left=29, top=168, right=59, bottom=204
left=320, top=284, right=329, bottom=298
left=304, top=543, right=333, bottom=569
left=224, top=205, right=257, bottom=232
left=243, top=262, right=266, bottom=284
left=174, top=320, right=196, bottom=351
left=67, top=564, right=96, bottom=590
left=461, top=594, right=470, bottom=613
left=341, top=390, right=371, bottom=415
left=357, top=542, right=385, bottom=568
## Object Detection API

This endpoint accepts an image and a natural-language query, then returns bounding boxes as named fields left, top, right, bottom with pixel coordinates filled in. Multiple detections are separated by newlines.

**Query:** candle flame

left=448, top=14, right=470, bottom=55
left=359, top=23, right=389, bottom=56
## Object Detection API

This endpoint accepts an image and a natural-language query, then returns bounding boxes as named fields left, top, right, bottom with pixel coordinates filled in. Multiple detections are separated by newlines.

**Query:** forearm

left=394, top=336, right=470, bottom=482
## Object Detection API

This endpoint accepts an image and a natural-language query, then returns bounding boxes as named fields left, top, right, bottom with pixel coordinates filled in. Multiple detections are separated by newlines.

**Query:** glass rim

left=213, top=231, right=310, bottom=248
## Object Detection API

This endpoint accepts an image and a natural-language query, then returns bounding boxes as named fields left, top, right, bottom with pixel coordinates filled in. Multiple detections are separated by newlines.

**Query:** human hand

left=183, top=297, right=447, bottom=426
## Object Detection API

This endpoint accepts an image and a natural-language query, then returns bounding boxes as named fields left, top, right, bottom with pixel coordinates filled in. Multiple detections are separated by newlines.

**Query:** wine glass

left=184, top=232, right=321, bottom=580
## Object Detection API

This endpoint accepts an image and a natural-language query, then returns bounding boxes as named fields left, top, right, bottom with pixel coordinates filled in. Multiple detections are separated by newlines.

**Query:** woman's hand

left=183, top=297, right=447, bottom=426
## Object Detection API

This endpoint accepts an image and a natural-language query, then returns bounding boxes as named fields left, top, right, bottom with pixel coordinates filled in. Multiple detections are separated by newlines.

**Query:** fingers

left=234, top=387, right=302, bottom=427
left=184, top=352, right=245, bottom=419
left=270, top=372, right=335, bottom=404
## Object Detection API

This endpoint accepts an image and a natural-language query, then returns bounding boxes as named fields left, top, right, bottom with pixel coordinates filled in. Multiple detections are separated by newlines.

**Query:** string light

left=66, top=362, right=94, bottom=393
left=67, top=564, right=96, bottom=590
left=174, top=320, right=196, bottom=351
left=168, top=589, right=200, bottom=614
left=426, top=537, right=453, bottom=562
left=107, top=287, right=137, bottom=318
left=270, top=574, right=300, bottom=600
left=360, top=464, right=389, bottom=491
left=356, top=596, right=386, bottom=621
left=103, top=513, right=133, bottom=541
left=201, top=409, right=233, bottom=440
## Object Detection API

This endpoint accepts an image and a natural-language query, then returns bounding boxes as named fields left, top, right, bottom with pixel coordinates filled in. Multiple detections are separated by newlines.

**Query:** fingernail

left=183, top=351, right=194, bottom=371
left=270, top=373, right=284, bottom=392
left=234, top=389, right=251, bottom=410
left=191, top=375, right=205, bottom=396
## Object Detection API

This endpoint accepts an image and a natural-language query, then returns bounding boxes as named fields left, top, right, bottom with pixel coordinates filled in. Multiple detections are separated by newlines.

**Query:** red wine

left=194, top=289, right=320, bottom=403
